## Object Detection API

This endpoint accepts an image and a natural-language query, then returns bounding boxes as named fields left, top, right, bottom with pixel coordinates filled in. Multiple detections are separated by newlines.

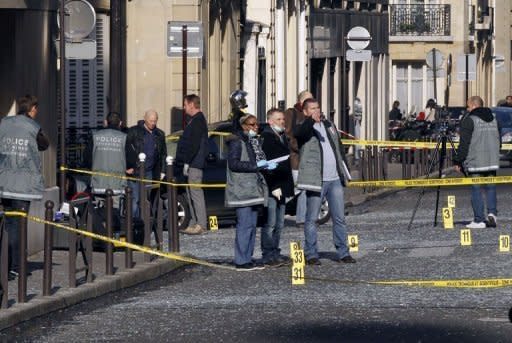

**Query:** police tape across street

left=61, top=166, right=512, bottom=189
left=5, top=210, right=512, bottom=289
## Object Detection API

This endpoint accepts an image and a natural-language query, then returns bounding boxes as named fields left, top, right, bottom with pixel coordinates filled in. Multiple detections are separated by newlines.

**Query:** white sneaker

left=487, top=214, right=497, bottom=228
left=466, top=221, right=486, bottom=229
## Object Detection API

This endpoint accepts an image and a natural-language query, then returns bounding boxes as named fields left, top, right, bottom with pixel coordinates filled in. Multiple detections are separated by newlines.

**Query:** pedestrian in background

left=284, top=90, right=313, bottom=227
left=84, top=112, right=128, bottom=208
left=0, top=94, right=49, bottom=280
left=260, top=108, right=294, bottom=267
left=294, top=98, right=355, bottom=266
left=389, top=100, right=402, bottom=121
left=225, top=113, right=276, bottom=271
left=176, top=94, right=209, bottom=235
left=454, top=96, right=500, bottom=229
left=125, top=109, right=167, bottom=218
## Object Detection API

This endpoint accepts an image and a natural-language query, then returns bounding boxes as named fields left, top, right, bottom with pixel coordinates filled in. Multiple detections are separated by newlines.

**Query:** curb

left=0, top=259, right=185, bottom=331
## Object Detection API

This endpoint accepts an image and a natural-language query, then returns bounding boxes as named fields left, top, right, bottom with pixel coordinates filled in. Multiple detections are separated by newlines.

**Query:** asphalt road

left=3, top=184, right=512, bottom=342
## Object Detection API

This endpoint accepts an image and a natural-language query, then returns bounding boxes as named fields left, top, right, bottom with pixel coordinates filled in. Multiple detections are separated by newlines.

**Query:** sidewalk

left=0, top=161, right=405, bottom=331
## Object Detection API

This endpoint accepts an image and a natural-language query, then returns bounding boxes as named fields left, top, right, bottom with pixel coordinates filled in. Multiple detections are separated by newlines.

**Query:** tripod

left=407, top=122, right=460, bottom=230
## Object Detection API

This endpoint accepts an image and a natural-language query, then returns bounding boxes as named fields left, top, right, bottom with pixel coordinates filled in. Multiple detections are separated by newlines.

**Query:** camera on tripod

left=432, top=106, right=457, bottom=136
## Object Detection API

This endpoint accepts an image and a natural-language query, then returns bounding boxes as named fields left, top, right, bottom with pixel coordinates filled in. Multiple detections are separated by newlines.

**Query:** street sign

left=426, top=49, right=444, bottom=70
left=495, top=55, right=505, bottom=71
left=57, top=0, right=96, bottom=40
left=346, top=26, right=371, bottom=51
left=56, top=0, right=96, bottom=60
left=167, top=21, right=203, bottom=58
left=346, top=49, right=372, bottom=62
left=456, top=54, right=476, bottom=81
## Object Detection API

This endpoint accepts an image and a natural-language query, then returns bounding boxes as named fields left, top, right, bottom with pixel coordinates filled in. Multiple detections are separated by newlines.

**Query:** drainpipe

left=297, top=0, right=306, bottom=92
left=243, top=23, right=260, bottom=115
left=275, top=0, right=285, bottom=108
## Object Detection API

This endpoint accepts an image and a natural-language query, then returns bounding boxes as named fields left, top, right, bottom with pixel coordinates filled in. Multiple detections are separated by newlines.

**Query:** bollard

left=18, top=212, right=28, bottom=303
left=166, top=156, right=179, bottom=252
left=125, top=186, right=133, bottom=269
left=43, top=201, right=54, bottom=296
left=85, top=199, right=94, bottom=283
left=138, top=153, right=151, bottom=262
left=0, top=212, right=8, bottom=308
left=105, top=189, right=114, bottom=275
left=382, top=149, right=388, bottom=180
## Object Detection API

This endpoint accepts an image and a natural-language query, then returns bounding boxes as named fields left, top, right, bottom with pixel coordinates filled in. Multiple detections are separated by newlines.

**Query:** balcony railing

left=390, top=4, right=450, bottom=36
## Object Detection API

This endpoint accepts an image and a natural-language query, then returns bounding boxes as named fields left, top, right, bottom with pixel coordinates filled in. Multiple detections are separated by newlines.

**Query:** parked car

left=166, top=120, right=331, bottom=230
left=492, top=106, right=512, bottom=165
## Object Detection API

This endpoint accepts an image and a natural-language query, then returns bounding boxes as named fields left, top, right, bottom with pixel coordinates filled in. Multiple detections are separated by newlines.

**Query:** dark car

left=166, top=120, right=331, bottom=230
left=492, top=106, right=512, bottom=166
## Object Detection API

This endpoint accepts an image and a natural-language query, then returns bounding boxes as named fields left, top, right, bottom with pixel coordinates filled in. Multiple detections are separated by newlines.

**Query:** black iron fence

left=390, top=4, right=451, bottom=36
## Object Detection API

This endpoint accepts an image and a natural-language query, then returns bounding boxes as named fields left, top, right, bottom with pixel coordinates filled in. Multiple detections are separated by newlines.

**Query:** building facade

left=389, top=0, right=512, bottom=120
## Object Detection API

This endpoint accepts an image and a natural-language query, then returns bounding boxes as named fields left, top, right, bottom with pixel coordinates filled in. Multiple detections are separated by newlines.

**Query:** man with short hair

left=84, top=112, right=128, bottom=207
left=260, top=108, right=294, bottom=266
left=176, top=94, right=209, bottom=235
left=125, top=109, right=167, bottom=217
left=284, top=90, right=313, bottom=226
left=0, top=94, right=49, bottom=279
left=294, top=98, right=355, bottom=266
left=454, top=96, right=500, bottom=229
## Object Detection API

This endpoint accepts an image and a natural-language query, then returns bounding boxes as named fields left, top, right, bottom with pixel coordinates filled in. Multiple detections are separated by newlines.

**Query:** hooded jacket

left=225, top=132, right=268, bottom=208
left=454, top=107, right=500, bottom=173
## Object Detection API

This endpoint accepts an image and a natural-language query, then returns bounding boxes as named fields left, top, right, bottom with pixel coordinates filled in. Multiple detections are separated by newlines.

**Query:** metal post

left=18, top=214, right=28, bottom=303
left=182, top=25, right=188, bottom=130
left=85, top=200, right=93, bottom=283
left=433, top=48, right=438, bottom=102
left=125, top=186, right=133, bottom=269
left=106, top=189, right=114, bottom=275
left=0, top=212, right=8, bottom=308
left=166, top=156, right=179, bottom=252
left=59, top=0, right=67, bottom=203
left=43, top=201, right=54, bottom=296
left=138, top=153, right=151, bottom=262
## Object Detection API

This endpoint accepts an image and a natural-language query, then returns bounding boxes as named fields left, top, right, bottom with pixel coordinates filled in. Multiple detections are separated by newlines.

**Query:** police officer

left=84, top=112, right=128, bottom=206
left=0, top=94, right=49, bottom=279
left=229, top=90, right=248, bottom=133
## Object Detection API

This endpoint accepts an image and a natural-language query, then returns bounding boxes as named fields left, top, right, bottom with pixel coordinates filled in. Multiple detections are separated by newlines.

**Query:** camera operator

left=453, top=96, right=500, bottom=229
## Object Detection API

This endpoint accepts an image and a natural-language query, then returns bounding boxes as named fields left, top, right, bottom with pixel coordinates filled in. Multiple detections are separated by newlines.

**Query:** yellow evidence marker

left=290, top=241, right=305, bottom=285
left=348, top=235, right=359, bottom=252
left=460, top=229, right=472, bottom=246
left=442, top=207, right=454, bottom=229
left=447, top=195, right=456, bottom=208
left=208, top=216, right=218, bottom=231
left=499, top=235, right=510, bottom=252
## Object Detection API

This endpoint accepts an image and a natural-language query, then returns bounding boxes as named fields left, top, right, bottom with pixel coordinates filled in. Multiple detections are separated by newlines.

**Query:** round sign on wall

left=57, top=0, right=96, bottom=41
left=346, top=26, right=371, bottom=51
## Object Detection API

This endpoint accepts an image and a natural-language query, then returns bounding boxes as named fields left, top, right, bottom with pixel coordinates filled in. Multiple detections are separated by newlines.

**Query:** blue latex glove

left=266, top=162, right=278, bottom=170
left=256, top=160, right=268, bottom=168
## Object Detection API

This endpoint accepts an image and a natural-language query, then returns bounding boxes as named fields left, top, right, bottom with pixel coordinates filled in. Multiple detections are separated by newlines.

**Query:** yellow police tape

left=61, top=166, right=226, bottom=189
left=348, top=175, right=512, bottom=188
left=4, top=211, right=235, bottom=271
left=341, top=139, right=512, bottom=150
left=62, top=166, right=512, bottom=189
left=6, top=210, right=512, bottom=288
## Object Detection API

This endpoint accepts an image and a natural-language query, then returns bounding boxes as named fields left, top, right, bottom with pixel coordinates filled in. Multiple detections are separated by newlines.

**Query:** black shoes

left=306, top=258, right=322, bottom=266
left=235, top=262, right=265, bottom=271
left=337, top=255, right=356, bottom=263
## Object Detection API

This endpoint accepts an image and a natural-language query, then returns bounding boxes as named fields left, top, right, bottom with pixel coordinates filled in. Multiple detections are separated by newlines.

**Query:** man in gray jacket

left=0, top=94, right=49, bottom=279
left=84, top=112, right=128, bottom=207
left=454, top=96, right=500, bottom=229
left=294, top=98, right=355, bottom=266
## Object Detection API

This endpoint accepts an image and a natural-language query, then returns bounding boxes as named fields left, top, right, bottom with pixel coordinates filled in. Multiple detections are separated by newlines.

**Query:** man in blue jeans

left=294, top=98, right=355, bottom=265
left=260, top=108, right=294, bottom=267
left=454, top=96, right=500, bottom=229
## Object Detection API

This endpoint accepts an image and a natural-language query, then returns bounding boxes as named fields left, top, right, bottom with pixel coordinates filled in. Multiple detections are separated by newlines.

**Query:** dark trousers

left=1, top=198, right=30, bottom=272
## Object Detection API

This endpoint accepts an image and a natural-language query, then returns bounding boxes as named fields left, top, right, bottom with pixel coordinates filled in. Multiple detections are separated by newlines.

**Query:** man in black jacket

left=260, top=108, right=294, bottom=266
left=125, top=109, right=167, bottom=217
left=176, top=94, right=208, bottom=235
